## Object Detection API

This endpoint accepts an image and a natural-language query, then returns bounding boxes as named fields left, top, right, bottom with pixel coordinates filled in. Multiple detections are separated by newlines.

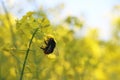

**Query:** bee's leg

left=44, top=40, right=48, bottom=45
left=40, top=46, right=45, bottom=50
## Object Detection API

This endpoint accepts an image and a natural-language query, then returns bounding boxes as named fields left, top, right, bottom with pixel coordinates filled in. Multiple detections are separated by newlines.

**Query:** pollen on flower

left=47, top=54, right=56, bottom=59
left=46, top=34, right=54, bottom=38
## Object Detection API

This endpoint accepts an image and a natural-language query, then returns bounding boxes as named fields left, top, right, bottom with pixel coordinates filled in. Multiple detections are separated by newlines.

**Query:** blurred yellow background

left=0, top=0, right=120, bottom=80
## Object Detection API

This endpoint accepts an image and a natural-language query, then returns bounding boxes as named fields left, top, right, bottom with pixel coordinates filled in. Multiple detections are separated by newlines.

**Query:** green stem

left=20, top=28, right=39, bottom=80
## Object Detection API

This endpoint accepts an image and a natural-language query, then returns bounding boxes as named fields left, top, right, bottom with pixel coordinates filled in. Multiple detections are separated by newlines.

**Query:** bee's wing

left=54, top=46, right=59, bottom=56
left=46, top=45, right=59, bottom=56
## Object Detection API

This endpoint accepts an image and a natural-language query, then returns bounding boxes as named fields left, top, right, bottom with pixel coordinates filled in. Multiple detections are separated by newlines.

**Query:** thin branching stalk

left=20, top=28, right=39, bottom=80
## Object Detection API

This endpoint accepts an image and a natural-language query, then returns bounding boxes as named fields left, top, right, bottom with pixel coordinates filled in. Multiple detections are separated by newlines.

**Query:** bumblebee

left=40, top=37, right=56, bottom=54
